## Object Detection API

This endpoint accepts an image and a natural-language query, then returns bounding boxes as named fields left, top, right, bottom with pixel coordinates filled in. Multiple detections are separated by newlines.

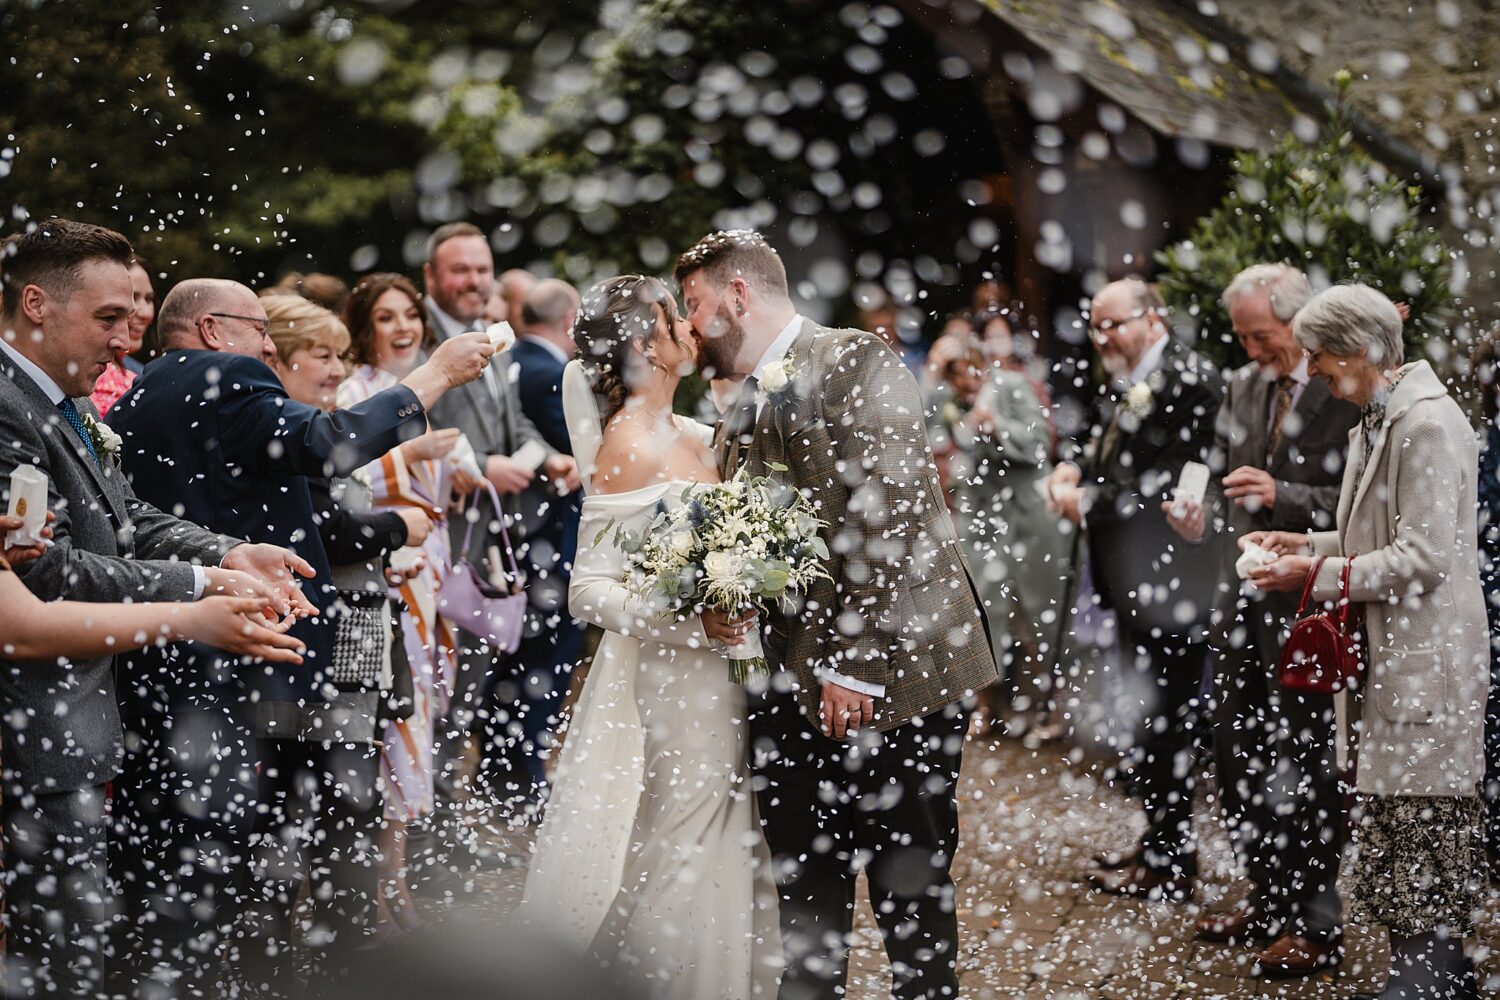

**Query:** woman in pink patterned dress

left=338, top=272, right=478, bottom=933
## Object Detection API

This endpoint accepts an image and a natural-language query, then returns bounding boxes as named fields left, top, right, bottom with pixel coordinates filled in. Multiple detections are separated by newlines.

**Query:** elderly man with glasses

left=1046, top=278, right=1224, bottom=902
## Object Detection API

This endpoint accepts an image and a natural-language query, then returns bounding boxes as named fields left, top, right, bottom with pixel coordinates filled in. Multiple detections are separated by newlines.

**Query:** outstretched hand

left=219, top=542, right=318, bottom=619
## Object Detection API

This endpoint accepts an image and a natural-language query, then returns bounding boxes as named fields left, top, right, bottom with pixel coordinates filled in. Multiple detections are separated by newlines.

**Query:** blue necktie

left=58, top=398, right=100, bottom=465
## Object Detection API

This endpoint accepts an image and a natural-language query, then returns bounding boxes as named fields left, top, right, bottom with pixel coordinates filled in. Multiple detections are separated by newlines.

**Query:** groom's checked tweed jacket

left=720, top=319, right=999, bottom=733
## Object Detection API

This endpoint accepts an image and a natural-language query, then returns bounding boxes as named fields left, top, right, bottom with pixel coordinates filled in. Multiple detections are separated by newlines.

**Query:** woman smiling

left=1243, top=283, right=1487, bottom=999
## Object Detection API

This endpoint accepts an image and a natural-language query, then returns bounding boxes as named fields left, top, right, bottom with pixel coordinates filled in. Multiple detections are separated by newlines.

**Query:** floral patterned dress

left=336, top=365, right=457, bottom=822
left=89, top=361, right=136, bottom=416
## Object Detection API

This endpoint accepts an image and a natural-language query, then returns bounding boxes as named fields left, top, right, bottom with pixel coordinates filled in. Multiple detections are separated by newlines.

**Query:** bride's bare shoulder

left=594, top=410, right=717, bottom=494
left=593, top=416, right=673, bottom=494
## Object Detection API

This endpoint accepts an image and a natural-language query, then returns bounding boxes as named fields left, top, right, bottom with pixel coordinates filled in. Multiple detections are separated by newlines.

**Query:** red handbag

left=1278, top=555, right=1364, bottom=694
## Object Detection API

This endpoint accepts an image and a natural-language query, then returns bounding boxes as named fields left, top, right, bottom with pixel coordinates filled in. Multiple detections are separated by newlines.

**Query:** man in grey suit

left=1165, top=264, right=1358, bottom=978
left=0, top=219, right=312, bottom=995
left=419, top=222, right=578, bottom=829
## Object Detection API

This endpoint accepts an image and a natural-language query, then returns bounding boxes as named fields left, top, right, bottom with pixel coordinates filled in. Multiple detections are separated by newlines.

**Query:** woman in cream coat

left=1245, top=284, right=1487, bottom=1000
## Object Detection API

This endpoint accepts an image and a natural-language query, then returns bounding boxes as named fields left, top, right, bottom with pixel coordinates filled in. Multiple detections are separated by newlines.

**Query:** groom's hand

left=820, top=681, right=877, bottom=739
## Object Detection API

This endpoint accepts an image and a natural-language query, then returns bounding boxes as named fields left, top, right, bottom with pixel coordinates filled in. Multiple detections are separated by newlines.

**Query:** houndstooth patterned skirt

left=1347, top=793, right=1486, bottom=937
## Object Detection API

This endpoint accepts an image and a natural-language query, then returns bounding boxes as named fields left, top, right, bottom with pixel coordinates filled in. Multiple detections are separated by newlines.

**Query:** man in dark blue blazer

left=106, top=278, right=493, bottom=994
left=479, top=279, right=585, bottom=814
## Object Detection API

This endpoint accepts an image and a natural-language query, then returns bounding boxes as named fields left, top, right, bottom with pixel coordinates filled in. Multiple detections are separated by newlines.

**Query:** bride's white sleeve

left=569, top=506, right=711, bottom=649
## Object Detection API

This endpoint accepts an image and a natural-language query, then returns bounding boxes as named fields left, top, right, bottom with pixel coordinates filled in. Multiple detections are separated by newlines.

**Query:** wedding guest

left=0, top=220, right=302, bottom=996
left=483, top=281, right=508, bottom=327
left=968, top=317, right=1068, bottom=741
left=498, top=267, right=536, bottom=330
left=270, top=269, right=351, bottom=313
left=109, top=277, right=491, bottom=995
left=1164, top=264, right=1358, bottom=975
left=860, top=299, right=925, bottom=374
left=89, top=251, right=154, bottom=413
left=479, top=278, right=584, bottom=814
left=1047, top=278, right=1223, bottom=901
left=0, top=513, right=303, bottom=664
left=340, top=272, right=474, bottom=927
left=1245, top=283, right=1488, bottom=999
left=1472, top=326, right=1500, bottom=870
left=265, top=292, right=434, bottom=952
left=420, top=224, right=574, bottom=845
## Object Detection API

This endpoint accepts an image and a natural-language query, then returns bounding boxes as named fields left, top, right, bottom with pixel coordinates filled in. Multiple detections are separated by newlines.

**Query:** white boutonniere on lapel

left=82, top=412, right=121, bottom=463
left=1117, top=371, right=1165, bottom=433
left=755, top=357, right=796, bottom=407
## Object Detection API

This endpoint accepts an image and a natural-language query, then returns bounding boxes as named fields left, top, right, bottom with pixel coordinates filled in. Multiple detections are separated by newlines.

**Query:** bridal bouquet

left=617, top=468, right=830, bottom=684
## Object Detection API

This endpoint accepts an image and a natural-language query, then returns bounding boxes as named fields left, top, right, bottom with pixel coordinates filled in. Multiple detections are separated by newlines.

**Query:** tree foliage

left=1156, top=80, right=1455, bottom=366
left=1, top=0, right=991, bottom=318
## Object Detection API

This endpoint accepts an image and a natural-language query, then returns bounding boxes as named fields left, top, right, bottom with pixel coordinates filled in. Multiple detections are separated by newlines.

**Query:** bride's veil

left=562, top=359, right=602, bottom=495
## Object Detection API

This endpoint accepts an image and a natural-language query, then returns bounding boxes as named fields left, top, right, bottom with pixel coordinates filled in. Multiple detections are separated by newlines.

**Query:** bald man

left=107, top=277, right=493, bottom=993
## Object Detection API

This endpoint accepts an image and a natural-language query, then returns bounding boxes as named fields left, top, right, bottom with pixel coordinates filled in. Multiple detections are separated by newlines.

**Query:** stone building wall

left=1212, top=0, right=1500, bottom=339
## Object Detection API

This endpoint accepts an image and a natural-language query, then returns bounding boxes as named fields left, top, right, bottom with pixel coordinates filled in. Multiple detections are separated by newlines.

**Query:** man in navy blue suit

left=479, top=279, right=585, bottom=814
left=106, top=278, right=493, bottom=995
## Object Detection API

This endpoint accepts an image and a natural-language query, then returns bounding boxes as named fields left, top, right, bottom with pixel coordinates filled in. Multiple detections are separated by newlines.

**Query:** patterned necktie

left=1266, top=377, right=1294, bottom=462
left=58, top=398, right=100, bottom=465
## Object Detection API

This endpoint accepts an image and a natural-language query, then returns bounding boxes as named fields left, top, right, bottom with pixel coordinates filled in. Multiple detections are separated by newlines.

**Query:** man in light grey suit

left=419, top=223, right=579, bottom=831
left=0, top=219, right=314, bottom=995
left=1165, top=264, right=1359, bottom=978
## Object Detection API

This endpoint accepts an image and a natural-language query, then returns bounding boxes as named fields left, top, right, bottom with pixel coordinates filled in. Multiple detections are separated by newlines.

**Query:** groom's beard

left=696, top=304, right=747, bottom=379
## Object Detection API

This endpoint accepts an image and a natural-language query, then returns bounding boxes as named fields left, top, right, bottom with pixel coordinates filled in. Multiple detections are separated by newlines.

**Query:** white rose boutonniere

left=83, top=412, right=122, bottom=462
left=756, top=357, right=795, bottom=405
left=1124, top=381, right=1154, bottom=419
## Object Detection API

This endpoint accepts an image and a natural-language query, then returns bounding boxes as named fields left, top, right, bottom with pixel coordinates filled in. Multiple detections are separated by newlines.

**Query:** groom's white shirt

left=743, top=314, right=887, bottom=700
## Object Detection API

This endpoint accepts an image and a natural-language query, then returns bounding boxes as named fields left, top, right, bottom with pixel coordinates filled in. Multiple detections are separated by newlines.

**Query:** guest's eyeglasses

left=205, top=313, right=270, bottom=337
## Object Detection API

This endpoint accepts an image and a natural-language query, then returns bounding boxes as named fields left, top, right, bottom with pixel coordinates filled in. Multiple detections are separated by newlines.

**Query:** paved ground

left=459, top=731, right=1500, bottom=999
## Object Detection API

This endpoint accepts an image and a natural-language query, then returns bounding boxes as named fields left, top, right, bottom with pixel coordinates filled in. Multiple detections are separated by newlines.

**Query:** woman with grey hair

left=1242, top=283, right=1487, bottom=999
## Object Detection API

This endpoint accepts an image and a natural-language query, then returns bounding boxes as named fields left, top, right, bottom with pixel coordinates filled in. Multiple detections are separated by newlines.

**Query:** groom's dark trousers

left=752, top=683, right=966, bottom=1000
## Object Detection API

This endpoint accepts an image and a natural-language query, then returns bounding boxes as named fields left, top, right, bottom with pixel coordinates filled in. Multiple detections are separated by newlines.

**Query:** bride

left=518, top=275, right=780, bottom=998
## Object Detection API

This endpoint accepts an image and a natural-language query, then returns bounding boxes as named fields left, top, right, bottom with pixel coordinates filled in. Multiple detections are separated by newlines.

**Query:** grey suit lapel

left=1, top=362, right=128, bottom=528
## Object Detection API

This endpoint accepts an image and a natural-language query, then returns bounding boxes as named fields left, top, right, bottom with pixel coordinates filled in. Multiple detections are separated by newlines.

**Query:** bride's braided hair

left=573, top=274, right=683, bottom=421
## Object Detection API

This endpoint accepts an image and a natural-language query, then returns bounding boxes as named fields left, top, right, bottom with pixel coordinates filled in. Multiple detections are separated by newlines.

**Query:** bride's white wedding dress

left=518, top=363, right=779, bottom=999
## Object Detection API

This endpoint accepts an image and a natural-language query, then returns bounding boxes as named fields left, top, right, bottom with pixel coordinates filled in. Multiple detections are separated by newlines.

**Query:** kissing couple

left=518, top=230, right=998, bottom=1000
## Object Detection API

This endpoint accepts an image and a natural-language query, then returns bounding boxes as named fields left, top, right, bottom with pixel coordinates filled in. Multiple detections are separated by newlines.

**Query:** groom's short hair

left=673, top=230, right=789, bottom=298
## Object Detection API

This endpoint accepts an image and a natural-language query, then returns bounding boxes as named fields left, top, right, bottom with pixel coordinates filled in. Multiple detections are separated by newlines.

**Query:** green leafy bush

left=1157, top=78, right=1454, bottom=367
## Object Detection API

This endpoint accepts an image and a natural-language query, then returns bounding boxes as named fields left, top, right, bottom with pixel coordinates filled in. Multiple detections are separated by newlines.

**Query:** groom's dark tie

left=715, top=376, right=759, bottom=478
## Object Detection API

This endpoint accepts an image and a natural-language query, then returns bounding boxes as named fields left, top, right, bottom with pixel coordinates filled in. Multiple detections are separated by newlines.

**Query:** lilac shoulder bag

left=437, top=480, right=527, bottom=653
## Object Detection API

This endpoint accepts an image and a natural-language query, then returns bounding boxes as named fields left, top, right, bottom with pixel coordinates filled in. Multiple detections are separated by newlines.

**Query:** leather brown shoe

left=1195, top=906, right=1276, bottom=944
left=1087, top=864, right=1193, bottom=902
left=1252, top=932, right=1344, bottom=979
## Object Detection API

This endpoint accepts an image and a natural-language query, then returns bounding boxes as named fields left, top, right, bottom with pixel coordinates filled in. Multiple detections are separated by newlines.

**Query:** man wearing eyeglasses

left=1162, top=264, right=1358, bottom=978
left=1045, top=278, right=1224, bottom=903
left=106, top=277, right=493, bottom=993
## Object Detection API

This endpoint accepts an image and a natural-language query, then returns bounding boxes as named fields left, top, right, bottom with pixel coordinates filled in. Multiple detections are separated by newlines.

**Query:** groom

left=677, top=231, right=999, bottom=1000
